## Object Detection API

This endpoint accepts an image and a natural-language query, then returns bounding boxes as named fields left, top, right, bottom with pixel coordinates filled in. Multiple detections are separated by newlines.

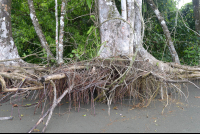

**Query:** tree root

left=0, top=58, right=199, bottom=133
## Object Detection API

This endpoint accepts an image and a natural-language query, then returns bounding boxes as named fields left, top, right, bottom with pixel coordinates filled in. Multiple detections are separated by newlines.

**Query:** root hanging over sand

left=0, top=57, right=200, bottom=132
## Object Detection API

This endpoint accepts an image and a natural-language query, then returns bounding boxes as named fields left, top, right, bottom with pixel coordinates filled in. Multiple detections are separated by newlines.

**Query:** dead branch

left=0, top=116, right=13, bottom=121
left=0, top=75, right=6, bottom=91
left=42, top=80, right=57, bottom=133
left=39, top=73, right=66, bottom=82
left=3, top=86, right=44, bottom=92
left=0, top=72, right=41, bottom=86
left=169, top=62, right=200, bottom=71
left=28, top=84, right=74, bottom=133
left=39, top=66, right=86, bottom=82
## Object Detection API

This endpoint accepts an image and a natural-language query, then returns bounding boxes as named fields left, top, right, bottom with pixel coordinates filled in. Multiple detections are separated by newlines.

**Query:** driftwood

left=0, top=116, right=13, bottom=121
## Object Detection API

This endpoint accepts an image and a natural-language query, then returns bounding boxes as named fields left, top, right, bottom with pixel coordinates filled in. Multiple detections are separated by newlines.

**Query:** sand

left=0, top=80, right=200, bottom=133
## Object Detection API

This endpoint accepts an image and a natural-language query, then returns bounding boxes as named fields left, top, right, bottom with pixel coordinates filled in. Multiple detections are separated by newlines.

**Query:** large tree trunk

left=193, top=0, right=200, bottom=33
left=0, top=0, right=24, bottom=66
left=147, top=0, right=180, bottom=64
left=97, top=0, right=169, bottom=71
left=98, top=0, right=134, bottom=58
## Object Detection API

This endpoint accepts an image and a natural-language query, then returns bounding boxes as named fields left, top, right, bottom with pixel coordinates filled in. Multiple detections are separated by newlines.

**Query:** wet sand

left=0, top=80, right=200, bottom=133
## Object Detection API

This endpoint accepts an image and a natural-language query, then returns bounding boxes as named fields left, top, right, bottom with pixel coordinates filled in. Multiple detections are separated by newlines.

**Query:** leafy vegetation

left=143, top=0, right=199, bottom=65
left=11, top=0, right=199, bottom=65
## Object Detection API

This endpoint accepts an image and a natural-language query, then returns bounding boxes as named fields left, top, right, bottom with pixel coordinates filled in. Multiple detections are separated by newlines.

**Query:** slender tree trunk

left=27, top=0, right=54, bottom=62
left=134, top=0, right=142, bottom=53
left=147, top=0, right=180, bottom=64
left=121, top=0, right=127, bottom=20
left=193, top=0, right=200, bottom=33
left=0, top=0, right=24, bottom=66
left=55, top=0, right=59, bottom=61
left=57, top=0, right=67, bottom=64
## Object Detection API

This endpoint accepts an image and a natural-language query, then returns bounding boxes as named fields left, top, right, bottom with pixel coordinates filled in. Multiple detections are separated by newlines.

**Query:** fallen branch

left=0, top=116, right=13, bottom=121
left=39, top=73, right=66, bottom=83
left=28, top=84, right=74, bottom=133
left=0, top=72, right=41, bottom=86
left=39, top=66, right=86, bottom=82
left=3, top=86, right=44, bottom=92
left=42, top=80, right=57, bottom=133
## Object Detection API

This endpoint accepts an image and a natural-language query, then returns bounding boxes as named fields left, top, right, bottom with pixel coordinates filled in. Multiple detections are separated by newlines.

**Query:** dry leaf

left=102, top=109, right=105, bottom=111
left=195, top=96, right=200, bottom=98
left=58, top=103, right=63, bottom=106
left=13, top=104, right=18, bottom=107
left=113, top=107, right=118, bottom=110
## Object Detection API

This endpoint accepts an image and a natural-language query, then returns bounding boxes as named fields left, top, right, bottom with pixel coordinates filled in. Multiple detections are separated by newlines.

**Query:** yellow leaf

left=33, top=129, right=40, bottom=132
left=113, top=107, right=118, bottom=110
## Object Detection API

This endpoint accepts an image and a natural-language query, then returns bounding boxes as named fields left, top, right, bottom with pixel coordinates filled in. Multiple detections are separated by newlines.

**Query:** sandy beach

left=0, top=80, right=200, bottom=133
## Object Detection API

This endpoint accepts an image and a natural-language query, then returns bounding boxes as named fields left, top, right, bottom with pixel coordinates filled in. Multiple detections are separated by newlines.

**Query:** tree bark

left=134, top=0, right=142, bottom=53
left=193, top=0, right=200, bottom=33
left=55, top=0, right=59, bottom=61
left=57, top=0, right=67, bottom=64
left=27, top=0, right=54, bottom=62
left=147, top=0, right=180, bottom=64
left=98, top=0, right=134, bottom=58
left=121, top=0, right=127, bottom=20
left=0, top=0, right=24, bottom=66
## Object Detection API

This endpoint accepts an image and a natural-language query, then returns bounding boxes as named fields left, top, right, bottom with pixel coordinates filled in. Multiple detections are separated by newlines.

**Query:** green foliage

left=12, top=0, right=100, bottom=64
left=86, top=0, right=93, bottom=9
left=143, top=0, right=199, bottom=65
left=180, top=2, right=195, bottom=30
left=11, top=0, right=199, bottom=66
left=183, top=44, right=200, bottom=65
left=12, top=0, right=57, bottom=63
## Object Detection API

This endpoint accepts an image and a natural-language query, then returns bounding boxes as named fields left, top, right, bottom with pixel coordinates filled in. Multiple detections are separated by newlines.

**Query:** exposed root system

left=0, top=57, right=199, bottom=133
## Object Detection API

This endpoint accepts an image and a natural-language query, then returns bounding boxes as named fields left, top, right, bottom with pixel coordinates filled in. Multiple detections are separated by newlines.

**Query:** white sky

left=177, top=0, right=192, bottom=9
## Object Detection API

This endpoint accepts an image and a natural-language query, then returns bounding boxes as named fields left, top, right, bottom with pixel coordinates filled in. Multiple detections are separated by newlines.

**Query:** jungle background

left=11, top=0, right=200, bottom=66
